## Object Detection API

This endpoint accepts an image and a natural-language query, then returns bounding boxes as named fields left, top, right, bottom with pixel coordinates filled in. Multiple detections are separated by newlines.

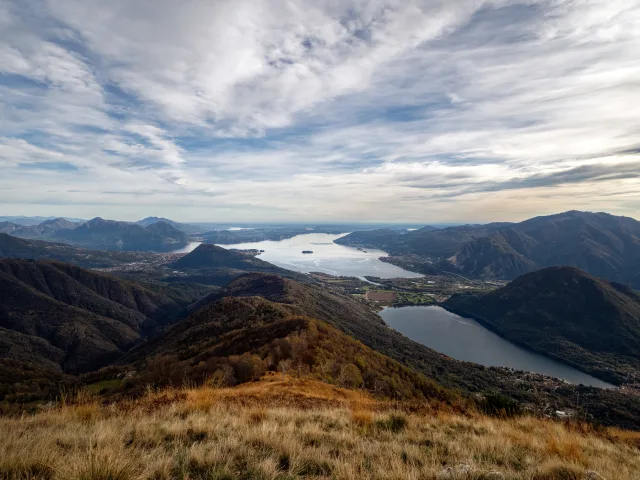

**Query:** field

left=1, top=376, right=639, bottom=480
left=365, top=290, right=397, bottom=302
left=395, top=291, right=437, bottom=305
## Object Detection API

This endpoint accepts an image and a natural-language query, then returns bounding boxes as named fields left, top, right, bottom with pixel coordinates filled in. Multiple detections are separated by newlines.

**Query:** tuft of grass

left=376, top=413, right=408, bottom=432
left=351, top=408, right=373, bottom=427
left=248, top=408, right=267, bottom=425
left=0, top=461, right=55, bottom=480
left=532, top=464, right=584, bottom=480
left=65, top=451, right=140, bottom=480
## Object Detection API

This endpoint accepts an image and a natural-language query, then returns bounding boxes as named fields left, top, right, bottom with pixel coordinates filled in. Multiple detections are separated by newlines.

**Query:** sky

left=1, top=0, right=639, bottom=223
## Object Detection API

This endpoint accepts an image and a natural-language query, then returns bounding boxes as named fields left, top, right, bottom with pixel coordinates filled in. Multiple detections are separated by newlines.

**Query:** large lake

left=380, top=306, right=614, bottom=388
left=215, top=233, right=423, bottom=279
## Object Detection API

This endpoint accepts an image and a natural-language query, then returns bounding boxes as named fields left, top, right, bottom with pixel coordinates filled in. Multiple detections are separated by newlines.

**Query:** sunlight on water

left=217, top=233, right=422, bottom=279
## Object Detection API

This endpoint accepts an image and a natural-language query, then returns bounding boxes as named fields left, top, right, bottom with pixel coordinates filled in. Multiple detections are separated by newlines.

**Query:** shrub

left=479, top=393, right=523, bottom=417
left=376, top=413, right=408, bottom=432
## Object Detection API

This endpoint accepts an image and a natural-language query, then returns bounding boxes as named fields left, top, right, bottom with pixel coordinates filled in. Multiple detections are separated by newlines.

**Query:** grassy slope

left=1, top=377, right=639, bottom=480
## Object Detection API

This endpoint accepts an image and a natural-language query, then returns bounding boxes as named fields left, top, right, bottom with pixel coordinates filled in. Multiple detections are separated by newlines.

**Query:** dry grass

left=1, top=377, right=639, bottom=480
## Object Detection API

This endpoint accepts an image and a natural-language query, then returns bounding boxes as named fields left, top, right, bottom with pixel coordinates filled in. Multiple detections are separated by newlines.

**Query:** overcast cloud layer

left=1, top=0, right=639, bottom=222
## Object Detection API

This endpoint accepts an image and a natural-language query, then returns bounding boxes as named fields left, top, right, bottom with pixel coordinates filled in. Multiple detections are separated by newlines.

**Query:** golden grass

left=1, top=377, right=638, bottom=480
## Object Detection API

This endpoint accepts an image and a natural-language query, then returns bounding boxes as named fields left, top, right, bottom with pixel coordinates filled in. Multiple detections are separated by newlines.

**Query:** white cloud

left=0, top=0, right=638, bottom=222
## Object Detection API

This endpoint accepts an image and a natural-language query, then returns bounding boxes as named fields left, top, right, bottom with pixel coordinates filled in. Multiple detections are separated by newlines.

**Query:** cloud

left=0, top=0, right=639, bottom=222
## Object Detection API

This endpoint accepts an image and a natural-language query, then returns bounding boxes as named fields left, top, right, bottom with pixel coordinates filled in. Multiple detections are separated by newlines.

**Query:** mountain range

left=56, top=217, right=189, bottom=251
left=1, top=217, right=192, bottom=252
left=2, top=210, right=640, bottom=430
left=0, top=216, right=85, bottom=226
left=0, top=217, right=81, bottom=237
left=337, top=211, right=640, bottom=287
left=112, top=273, right=640, bottom=428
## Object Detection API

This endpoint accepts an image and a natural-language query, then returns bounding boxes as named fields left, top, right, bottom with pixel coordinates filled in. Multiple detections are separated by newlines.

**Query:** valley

left=4, top=1, right=640, bottom=476
left=1, top=210, right=640, bottom=478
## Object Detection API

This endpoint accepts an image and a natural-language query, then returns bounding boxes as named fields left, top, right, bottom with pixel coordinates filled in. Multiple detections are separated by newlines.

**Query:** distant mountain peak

left=136, top=216, right=203, bottom=234
left=172, top=243, right=250, bottom=269
left=144, top=220, right=186, bottom=236
left=86, top=217, right=108, bottom=226
left=137, top=216, right=167, bottom=226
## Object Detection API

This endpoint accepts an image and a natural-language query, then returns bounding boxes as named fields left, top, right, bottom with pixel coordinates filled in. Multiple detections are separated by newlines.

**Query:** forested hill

left=173, top=244, right=276, bottom=270
left=120, top=294, right=451, bottom=402
left=445, top=266, right=640, bottom=386
left=0, top=259, right=209, bottom=403
left=169, top=243, right=310, bottom=286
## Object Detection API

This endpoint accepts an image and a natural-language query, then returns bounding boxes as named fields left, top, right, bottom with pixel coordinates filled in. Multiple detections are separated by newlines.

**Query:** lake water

left=214, top=233, right=423, bottom=279
left=380, top=306, right=614, bottom=388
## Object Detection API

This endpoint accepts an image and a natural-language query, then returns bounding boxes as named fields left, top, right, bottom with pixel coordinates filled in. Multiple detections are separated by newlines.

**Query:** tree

left=338, top=364, right=364, bottom=389
left=278, top=359, right=293, bottom=380
left=314, top=360, right=334, bottom=383
left=207, top=365, right=236, bottom=388
left=234, top=354, right=265, bottom=383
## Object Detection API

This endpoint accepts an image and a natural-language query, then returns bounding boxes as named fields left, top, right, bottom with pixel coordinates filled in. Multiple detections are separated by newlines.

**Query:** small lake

left=214, top=233, right=423, bottom=279
left=380, top=306, right=614, bottom=388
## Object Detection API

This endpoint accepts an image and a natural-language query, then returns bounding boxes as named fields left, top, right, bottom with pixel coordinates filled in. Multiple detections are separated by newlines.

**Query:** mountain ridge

left=452, top=211, right=640, bottom=285
left=336, top=211, right=640, bottom=287
left=55, top=217, right=190, bottom=251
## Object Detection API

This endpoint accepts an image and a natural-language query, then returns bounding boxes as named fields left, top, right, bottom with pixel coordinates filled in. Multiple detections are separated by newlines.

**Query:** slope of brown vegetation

left=110, top=295, right=453, bottom=404
left=1, top=378, right=638, bottom=480
left=190, top=274, right=640, bottom=430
